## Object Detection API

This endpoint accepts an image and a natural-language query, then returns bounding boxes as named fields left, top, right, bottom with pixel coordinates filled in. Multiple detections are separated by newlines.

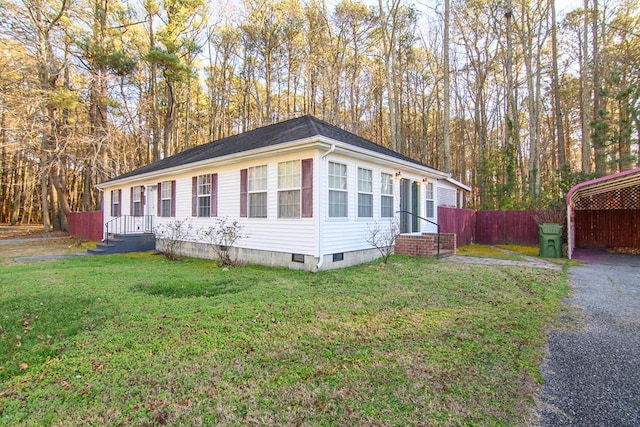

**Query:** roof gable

left=104, top=115, right=436, bottom=183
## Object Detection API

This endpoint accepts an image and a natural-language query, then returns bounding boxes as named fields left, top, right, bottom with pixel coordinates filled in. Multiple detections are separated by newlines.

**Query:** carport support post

left=567, top=205, right=574, bottom=259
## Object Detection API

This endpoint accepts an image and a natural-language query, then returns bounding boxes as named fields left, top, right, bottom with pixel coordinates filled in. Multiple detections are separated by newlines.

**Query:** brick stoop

left=395, top=232, right=457, bottom=258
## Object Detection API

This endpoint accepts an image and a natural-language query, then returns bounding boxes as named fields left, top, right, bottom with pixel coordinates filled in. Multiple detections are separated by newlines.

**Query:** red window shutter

left=171, top=180, right=176, bottom=217
left=117, top=189, right=121, bottom=216
left=157, top=182, right=162, bottom=216
left=130, top=187, right=134, bottom=215
left=110, top=190, right=115, bottom=216
left=211, top=173, right=218, bottom=217
left=192, top=176, right=197, bottom=216
left=240, top=169, right=247, bottom=218
left=302, top=158, right=313, bottom=218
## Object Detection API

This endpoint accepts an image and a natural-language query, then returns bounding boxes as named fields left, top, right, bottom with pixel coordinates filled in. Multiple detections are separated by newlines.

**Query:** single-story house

left=97, top=115, right=470, bottom=270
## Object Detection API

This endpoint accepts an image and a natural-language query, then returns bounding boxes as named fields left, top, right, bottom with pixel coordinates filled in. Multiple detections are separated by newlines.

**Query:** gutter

left=316, top=144, right=336, bottom=271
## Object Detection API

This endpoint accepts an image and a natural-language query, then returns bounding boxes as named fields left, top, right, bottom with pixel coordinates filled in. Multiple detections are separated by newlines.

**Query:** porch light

left=395, top=171, right=403, bottom=179
left=422, top=177, right=428, bottom=184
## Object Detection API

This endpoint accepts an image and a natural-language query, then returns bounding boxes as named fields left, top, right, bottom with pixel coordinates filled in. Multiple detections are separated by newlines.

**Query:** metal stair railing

left=396, top=210, right=441, bottom=258
left=105, top=215, right=154, bottom=244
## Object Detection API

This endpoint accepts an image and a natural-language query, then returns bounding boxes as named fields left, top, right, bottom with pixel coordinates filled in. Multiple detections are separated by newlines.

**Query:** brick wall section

left=395, top=233, right=457, bottom=257
left=439, top=233, right=456, bottom=251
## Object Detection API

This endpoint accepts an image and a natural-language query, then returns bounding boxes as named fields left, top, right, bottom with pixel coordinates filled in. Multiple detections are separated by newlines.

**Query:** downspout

left=316, top=144, right=336, bottom=271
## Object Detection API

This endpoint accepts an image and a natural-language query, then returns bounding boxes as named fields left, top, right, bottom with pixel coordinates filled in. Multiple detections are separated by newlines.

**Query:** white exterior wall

left=437, top=186, right=458, bottom=208
left=320, top=153, right=400, bottom=255
left=102, top=149, right=318, bottom=257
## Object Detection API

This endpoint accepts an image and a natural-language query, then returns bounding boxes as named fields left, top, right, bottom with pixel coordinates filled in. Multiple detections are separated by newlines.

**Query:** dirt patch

left=0, top=226, right=91, bottom=264
left=0, top=225, right=67, bottom=240
left=0, top=239, right=87, bottom=265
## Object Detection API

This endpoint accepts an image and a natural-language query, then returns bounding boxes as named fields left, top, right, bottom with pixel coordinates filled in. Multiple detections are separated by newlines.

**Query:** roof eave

left=444, top=177, right=472, bottom=192
left=566, top=167, right=640, bottom=206
left=97, top=136, right=451, bottom=190
left=96, top=137, right=332, bottom=189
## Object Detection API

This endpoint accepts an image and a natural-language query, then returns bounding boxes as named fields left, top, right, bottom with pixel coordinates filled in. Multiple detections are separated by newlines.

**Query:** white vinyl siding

left=357, top=167, right=373, bottom=218
left=437, top=187, right=457, bottom=207
left=328, top=161, right=347, bottom=218
left=249, top=165, right=267, bottom=218
left=278, top=160, right=300, bottom=218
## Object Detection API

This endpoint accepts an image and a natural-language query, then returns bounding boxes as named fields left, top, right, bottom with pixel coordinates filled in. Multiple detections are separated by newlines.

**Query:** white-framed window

left=328, top=161, right=347, bottom=218
left=278, top=160, right=301, bottom=218
left=425, top=182, right=435, bottom=218
left=111, top=190, right=120, bottom=217
left=381, top=172, right=394, bottom=217
left=197, top=174, right=211, bottom=217
left=248, top=165, right=267, bottom=218
left=357, top=167, right=373, bottom=218
left=160, top=181, right=172, bottom=217
left=132, top=186, right=143, bottom=216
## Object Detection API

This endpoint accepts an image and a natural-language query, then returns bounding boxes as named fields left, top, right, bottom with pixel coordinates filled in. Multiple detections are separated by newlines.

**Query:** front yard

left=0, top=251, right=568, bottom=425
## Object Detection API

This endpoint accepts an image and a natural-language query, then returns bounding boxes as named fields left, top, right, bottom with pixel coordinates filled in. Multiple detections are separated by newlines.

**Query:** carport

left=567, top=167, right=640, bottom=259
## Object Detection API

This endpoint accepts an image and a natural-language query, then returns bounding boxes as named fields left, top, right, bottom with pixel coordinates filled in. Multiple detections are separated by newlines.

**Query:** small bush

left=200, top=217, right=246, bottom=267
left=154, top=218, right=194, bottom=260
left=366, top=219, right=400, bottom=264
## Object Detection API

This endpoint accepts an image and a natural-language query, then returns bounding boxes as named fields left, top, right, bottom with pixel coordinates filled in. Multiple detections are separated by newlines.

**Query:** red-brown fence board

left=575, top=209, right=640, bottom=248
left=438, top=207, right=561, bottom=246
left=68, top=211, right=103, bottom=242
left=475, top=210, right=505, bottom=244
left=438, top=206, right=476, bottom=246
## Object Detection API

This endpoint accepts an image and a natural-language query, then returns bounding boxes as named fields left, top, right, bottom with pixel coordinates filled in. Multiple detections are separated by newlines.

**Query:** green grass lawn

left=0, top=253, right=567, bottom=426
left=456, top=244, right=526, bottom=261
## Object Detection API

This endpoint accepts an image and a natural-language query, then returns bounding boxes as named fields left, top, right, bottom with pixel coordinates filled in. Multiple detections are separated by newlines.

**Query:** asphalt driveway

left=537, top=249, right=640, bottom=426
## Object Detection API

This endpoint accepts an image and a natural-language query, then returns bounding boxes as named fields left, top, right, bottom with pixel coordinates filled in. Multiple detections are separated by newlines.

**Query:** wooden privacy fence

left=438, top=207, right=563, bottom=246
left=68, top=211, right=103, bottom=242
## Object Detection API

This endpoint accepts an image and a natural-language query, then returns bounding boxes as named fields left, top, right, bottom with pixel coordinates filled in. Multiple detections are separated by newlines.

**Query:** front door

left=399, top=179, right=421, bottom=233
left=145, top=185, right=156, bottom=231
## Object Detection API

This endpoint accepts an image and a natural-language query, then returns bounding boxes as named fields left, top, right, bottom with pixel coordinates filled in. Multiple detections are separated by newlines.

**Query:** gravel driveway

left=537, top=250, right=640, bottom=426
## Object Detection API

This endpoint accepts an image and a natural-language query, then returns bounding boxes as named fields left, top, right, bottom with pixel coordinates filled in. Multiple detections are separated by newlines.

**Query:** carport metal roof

left=566, top=167, right=640, bottom=258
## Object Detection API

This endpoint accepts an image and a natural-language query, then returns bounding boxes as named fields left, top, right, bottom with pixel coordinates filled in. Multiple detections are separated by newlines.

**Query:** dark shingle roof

left=106, top=115, right=434, bottom=183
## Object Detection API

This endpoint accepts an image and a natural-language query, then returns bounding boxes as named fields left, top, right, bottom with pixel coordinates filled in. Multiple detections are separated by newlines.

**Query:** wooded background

left=1, top=0, right=638, bottom=231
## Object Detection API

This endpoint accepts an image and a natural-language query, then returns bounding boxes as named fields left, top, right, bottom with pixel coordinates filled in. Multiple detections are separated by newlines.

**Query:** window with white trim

left=328, top=161, right=347, bottom=218
left=278, top=160, right=301, bottom=218
left=425, top=182, right=435, bottom=218
left=160, top=181, right=172, bottom=217
left=357, top=167, right=373, bottom=217
left=381, top=172, right=394, bottom=217
left=111, top=190, right=120, bottom=217
left=132, top=186, right=143, bottom=216
left=197, top=174, right=211, bottom=217
left=248, top=165, right=267, bottom=218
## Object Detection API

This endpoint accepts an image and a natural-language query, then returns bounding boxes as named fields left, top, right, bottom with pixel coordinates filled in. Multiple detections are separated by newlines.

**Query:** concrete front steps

left=395, top=232, right=457, bottom=258
left=87, top=233, right=156, bottom=255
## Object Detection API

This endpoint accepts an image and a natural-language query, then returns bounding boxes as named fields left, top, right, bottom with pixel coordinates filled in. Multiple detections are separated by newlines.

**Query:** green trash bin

left=539, top=223, right=563, bottom=258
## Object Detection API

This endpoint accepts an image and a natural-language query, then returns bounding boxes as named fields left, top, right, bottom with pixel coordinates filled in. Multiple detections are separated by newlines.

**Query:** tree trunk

left=378, top=0, right=399, bottom=151
left=592, top=0, right=606, bottom=174
left=551, top=0, right=567, bottom=175
left=581, top=0, right=592, bottom=173
left=442, top=0, right=451, bottom=173
left=504, top=1, right=518, bottom=203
